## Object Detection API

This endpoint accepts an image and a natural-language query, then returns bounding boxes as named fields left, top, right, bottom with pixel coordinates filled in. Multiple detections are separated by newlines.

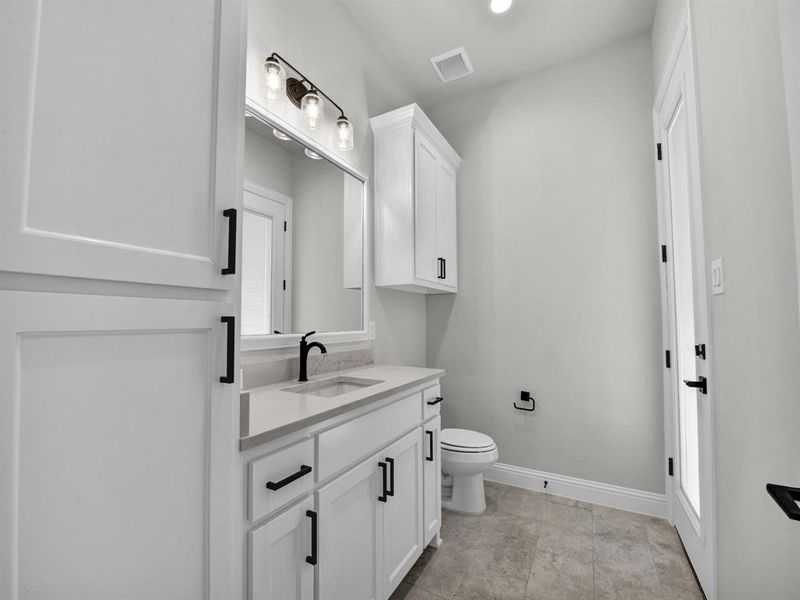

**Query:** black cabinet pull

left=442, top=258, right=447, bottom=280
left=683, top=376, right=707, bottom=395
left=305, top=510, right=318, bottom=565
left=266, top=465, right=312, bottom=491
left=425, top=430, right=434, bottom=462
left=766, top=484, right=800, bottom=522
left=221, top=208, right=237, bottom=275
left=386, top=457, right=395, bottom=497
left=427, top=396, right=443, bottom=406
left=378, top=461, right=388, bottom=502
left=219, top=316, right=235, bottom=384
left=437, top=258, right=444, bottom=279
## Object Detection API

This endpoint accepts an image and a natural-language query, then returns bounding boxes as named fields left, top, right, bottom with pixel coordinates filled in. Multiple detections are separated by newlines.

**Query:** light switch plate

left=711, top=258, right=725, bottom=295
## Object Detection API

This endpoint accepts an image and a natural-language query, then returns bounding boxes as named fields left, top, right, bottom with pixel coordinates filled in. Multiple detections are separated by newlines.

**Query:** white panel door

left=655, top=28, right=716, bottom=599
left=317, top=453, right=381, bottom=600
left=0, top=292, right=238, bottom=600
left=422, top=416, right=442, bottom=545
left=380, top=429, right=423, bottom=598
left=0, top=0, right=245, bottom=289
left=249, top=496, right=315, bottom=600
left=436, top=161, right=458, bottom=289
left=414, top=133, right=440, bottom=285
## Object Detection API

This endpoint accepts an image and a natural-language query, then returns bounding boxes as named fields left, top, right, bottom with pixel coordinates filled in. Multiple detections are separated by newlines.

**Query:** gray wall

left=247, top=0, right=426, bottom=366
left=425, top=36, right=664, bottom=494
left=652, top=1, right=800, bottom=597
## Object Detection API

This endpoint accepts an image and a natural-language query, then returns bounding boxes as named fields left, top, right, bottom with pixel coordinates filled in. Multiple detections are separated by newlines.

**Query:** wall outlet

left=711, top=258, right=725, bottom=295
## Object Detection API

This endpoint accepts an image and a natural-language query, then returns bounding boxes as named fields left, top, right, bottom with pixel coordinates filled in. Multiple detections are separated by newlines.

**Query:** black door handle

left=266, top=465, right=312, bottom=491
left=385, top=457, right=395, bottom=497
left=425, top=430, right=434, bottom=462
left=219, top=316, right=235, bottom=384
left=427, top=396, right=443, bottom=406
left=221, top=208, right=237, bottom=275
left=305, top=510, right=318, bottom=565
left=378, top=461, right=388, bottom=502
left=683, top=376, right=707, bottom=395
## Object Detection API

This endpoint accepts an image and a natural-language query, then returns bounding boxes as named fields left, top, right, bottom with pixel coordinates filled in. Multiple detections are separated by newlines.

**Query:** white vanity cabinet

left=244, top=379, right=442, bottom=600
left=371, top=104, right=461, bottom=294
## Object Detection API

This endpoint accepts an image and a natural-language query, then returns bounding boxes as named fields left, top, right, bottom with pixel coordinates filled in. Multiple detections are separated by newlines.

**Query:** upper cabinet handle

left=427, top=396, right=444, bottom=406
left=442, top=258, right=447, bottom=280
left=221, top=208, right=237, bottom=275
left=219, top=316, right=235, bottom=384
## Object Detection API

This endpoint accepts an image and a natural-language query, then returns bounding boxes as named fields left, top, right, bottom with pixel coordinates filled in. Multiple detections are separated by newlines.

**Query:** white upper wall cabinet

left=0, top=0, right=245, bottom=289
left=371, top=104, right=461, bottom=294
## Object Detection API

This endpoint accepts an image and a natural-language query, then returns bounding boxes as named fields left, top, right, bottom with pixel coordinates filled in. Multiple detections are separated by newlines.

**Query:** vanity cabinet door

left=379, top=429, right=424, bottom=598
left=249, top=496, right=315, bottom=600
left=422, top=416, right=442, bottom=545
left=317, top=453, right=381, bottom=600
left=0, top=0, right=245, bottom=289
left=0, top=291, right=238, bottom=600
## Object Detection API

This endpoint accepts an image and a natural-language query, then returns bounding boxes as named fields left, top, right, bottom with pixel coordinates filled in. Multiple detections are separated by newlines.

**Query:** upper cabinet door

left=436, top=161, right=458, bottom=289
left=0, top=0, right=245, bottom=289
left=414, top=133, right=440, bottom=285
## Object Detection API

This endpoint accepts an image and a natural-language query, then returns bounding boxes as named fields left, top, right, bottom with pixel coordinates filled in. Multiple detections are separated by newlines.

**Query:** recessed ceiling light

left=489, top=0, right=513, bottom=14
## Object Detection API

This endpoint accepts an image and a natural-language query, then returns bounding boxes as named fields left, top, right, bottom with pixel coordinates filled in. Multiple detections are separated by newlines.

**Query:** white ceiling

left=342, top=0, right=657, bottom=107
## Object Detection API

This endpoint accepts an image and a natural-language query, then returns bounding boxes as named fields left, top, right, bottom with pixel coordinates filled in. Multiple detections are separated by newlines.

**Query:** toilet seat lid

left=441, top=428, right=496, bottom=451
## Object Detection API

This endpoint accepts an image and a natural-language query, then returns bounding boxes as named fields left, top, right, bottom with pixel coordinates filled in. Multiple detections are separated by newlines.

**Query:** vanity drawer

left=318, top=393, right=421, bottom=481
left=423, top=384, right=443, bottom=420
left=249, top=438, right=315, bottom=522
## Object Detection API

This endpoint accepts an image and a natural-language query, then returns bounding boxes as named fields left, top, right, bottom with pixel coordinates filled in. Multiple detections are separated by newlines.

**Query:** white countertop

left=240, top=364, right=445, bottom=451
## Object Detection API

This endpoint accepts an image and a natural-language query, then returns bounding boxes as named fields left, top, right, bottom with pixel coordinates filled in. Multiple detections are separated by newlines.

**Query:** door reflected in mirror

left=242, top=112, right=363, bottom=339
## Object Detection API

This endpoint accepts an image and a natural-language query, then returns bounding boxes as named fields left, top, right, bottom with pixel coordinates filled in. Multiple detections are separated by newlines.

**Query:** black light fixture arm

left=269, top=52, right=348, bottom=119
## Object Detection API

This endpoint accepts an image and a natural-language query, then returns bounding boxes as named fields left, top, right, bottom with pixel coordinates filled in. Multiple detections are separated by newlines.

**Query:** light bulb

left=335, top=116, right=354, bottom=151
left=489, top=0, right=513, bottom=13
left=304, top=148, right=322, bottom=160
left=272, top=128, right=291, bottom=141
left=263, top=56, right=285, bottom=102
left=301, top=91, right=323, bottom=130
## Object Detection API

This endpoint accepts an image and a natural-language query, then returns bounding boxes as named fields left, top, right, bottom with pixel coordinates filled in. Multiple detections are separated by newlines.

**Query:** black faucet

left=298, top=331, right=327, bottom=382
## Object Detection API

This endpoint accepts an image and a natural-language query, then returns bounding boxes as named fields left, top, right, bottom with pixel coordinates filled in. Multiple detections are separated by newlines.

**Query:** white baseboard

left=484, top=462, right=667, bottom=518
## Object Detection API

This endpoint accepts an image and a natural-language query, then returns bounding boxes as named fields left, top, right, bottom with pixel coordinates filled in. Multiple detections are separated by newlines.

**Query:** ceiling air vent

left=430, top=47, right=473, bottom=83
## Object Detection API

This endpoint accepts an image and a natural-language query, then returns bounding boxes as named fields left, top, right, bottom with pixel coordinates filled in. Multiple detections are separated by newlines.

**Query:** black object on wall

left=766, top=483, right=800, bottom=522
left=514, top=390, right=535, bottom=412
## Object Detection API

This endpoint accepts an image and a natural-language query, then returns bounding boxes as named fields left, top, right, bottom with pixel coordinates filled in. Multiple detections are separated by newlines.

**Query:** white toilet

left=440, top=428, right=499, bottom=514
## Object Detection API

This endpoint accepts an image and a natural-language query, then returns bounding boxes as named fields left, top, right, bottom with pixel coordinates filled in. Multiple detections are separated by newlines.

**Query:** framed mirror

left=242, top=98, right=369, bottom=351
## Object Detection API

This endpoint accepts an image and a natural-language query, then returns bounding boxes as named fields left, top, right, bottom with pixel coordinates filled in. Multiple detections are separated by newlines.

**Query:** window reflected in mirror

left=242, top=112, right=363, bottom=339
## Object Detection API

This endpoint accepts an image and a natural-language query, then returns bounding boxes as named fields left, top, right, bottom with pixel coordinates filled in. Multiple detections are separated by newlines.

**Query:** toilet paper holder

left=514, top=390, right=535, bottom=412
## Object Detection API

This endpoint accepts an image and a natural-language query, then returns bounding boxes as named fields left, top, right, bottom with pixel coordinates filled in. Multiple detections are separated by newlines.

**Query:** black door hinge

left=282, top=280, right=286, bottom=291
left=283, top=221, right=287, bottom=232
left=668, top=457, right=674, bottom=476
left=665, top=350, right=671, bottom=369
left=661, top=245, right=667, bottom=263
left=657, top=143, right=662, bottom=160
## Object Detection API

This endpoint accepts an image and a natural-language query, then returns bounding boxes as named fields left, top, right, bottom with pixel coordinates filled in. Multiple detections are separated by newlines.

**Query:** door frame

left=653, top=11, right=718, bottom=600
left=242, top=180, right=292, bottom=343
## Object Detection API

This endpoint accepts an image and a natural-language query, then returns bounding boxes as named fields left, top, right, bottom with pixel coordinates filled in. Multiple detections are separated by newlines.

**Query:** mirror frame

left=242, top=96, right=371, bottom=351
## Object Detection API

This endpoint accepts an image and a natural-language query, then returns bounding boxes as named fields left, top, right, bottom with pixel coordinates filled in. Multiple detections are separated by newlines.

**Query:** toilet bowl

left=440, top=428, right=499, bottom=514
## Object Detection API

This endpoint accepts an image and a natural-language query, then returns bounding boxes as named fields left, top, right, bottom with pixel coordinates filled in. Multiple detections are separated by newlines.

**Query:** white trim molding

left=485, top=462, right=667, bottom=518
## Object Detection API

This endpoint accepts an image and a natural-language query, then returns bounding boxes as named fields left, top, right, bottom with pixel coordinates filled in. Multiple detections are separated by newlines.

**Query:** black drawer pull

left=427, top=396, right=443, bottom=406
left=378, top=461, right=388, bottom=502
left=442, top=258, right=447, bottom=280
left=305, top=510, right=318, bottom=565
left=425, top=430, right=434, bottom=462
left=221, top=208, right=237, bottom=275
left=766, top=484, right=800, bottom=522
left=683, top=376, right=707, bottom=395
left=219, top=316, right=235, bottom=384
left=386, top=457, right=395, bottom=497
left=266, top=464, right=312, bottom=491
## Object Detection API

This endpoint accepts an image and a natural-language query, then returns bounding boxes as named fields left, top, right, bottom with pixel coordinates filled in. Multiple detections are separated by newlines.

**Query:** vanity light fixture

left=489, top=0, right=513, bottom=14
left=272, top=128, right=291, bottom=141
left=263, top=52, right=354, bottom=151
left=304, top=148, right=323, bottom=160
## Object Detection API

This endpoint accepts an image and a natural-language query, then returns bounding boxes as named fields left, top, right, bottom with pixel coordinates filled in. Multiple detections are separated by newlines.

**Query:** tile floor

left=392, top=482, right=705, bottom=600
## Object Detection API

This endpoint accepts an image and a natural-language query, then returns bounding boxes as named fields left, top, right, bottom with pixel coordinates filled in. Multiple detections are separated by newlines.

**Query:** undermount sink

left=283, top=376, right=384, bottom=398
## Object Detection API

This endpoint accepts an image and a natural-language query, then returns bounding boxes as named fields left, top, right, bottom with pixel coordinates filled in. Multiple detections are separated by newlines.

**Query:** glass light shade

left=272, top=128, right=291, bottom=141
left=263, top=57, right=285, bottom=102
left=301, top=91, right=323, bottom=130
left=304, top=148, right=323, bottom=160
left=334, top=116, right=354, bottom=151
left=489, top=0, right=513, bottom=13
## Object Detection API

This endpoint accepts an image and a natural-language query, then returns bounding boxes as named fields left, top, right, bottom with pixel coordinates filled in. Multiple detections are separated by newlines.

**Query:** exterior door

left=0, top=0, right=244, bottom=289
left=655, top=27, right=716, bottom=599
left=249, top=496, right=315, bottom=600
left=380, top=429, right=423, bottom=598
left=317, top=454, right=381, bottom=600
left=0, top=291, right=238, bottom=600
